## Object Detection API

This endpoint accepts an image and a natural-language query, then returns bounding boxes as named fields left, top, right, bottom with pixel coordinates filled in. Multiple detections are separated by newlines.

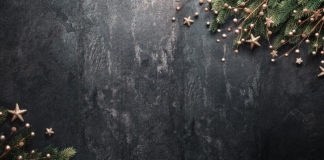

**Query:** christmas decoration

left=318, top=66, right=324, bottom=77
left=0, top=103, right=76, bottom=160
left=173, top=0, right=324, bottom=78
left=45, top=128, right=55, bottom=136
left=184, top=16, right=194, bottom=26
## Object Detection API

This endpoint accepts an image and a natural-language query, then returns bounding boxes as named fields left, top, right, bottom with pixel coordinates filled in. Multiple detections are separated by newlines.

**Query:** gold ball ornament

left=18, top=155, right=23, bottom=160
left=289, top=32, right=293, bottom=36
left=31, top=150, right=36, bottom=154
left=11, top=127, right=17, bottom=133
left=204, top=7, right=209, bottom=12
left=222, top=34, right=227, bottom=39
left=244, top=28, right=248, bottom=32
left=233, top=8, right=238, bottom=13
left=25, top=123, right=31, bottom=128
left=206, top=21, right=210, bottom=26
left=321, top=51, right=324, bottom=55
left=271, top=58, right=276, bottom=63
left=269, top=45, right=273, bottom=49
left=234, top=29, right=239, bottom=34
left=46, top=153, right=51, bottom=158
left=199, top=0, right=204, bottom=5
left=18, top=141, right=24, bottom=147
left=30, top=132, right=35, bottom=137
left=214, top=10, right=219, bottom=14
left=262, top=4, right=267, bottom=9
left=227, top=27, right=232, bottom=32
left=0, top=135, right=5, bottom=141
left=284, top=53, right=289, bottom=57
left=233, top=18, right=238, bottom=23
left=302, top=8, right=308, bottom=13
left=295, top=49, right=300, bottom=53
left=221, top=58, right=226, bottom=62
left=194, top=12, right=199, bottom=17
left=305, top=39, right=310, bottom=43
left=268, top=31, right=272, bottom=35
left=0, top=112, right=2, bottom=116
left=216, top=39, right=220, bottom=43
left=172, top=17, right=176, bottom=22
left=259, top=11, right=264, bottom=16
left=321, top=60, right=324, bottom=64
left=207, top=0, right=211, bottom=3
left=224, top=3, right=229, bottom=8
left=280, top=39, right=286, bottom=44
left=5, top=145, right=11, bottom=151
left=315, top=33, right=320, bottom=37
left=176, top=6, right=181, bottom=11
left=310, top=17, right=315, bottom=22
left=250, top=23, right=255, bottom=28
left=234, top=49, right=239, bottom=54
left=237, top=40, right=242, bottom=45
left=312, top=51, right=317, bottom=55
left=293, top=10, right=297, bottom=13
left=217, top=29, right=222, bottom=33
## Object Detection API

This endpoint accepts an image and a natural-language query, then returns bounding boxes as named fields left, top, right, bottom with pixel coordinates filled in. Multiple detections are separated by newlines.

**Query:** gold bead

left=30, top=132, right=35, bottom=137
left=207, top=0, right=211, bottom=3
left=227, top=27, right=232, bottom=32
left=25, top=123, right=31, bottom=128
left=280, top=39, right=286, bottom=44
left=244, top=8, right=251, bottom=13
left=234, top=29, right=239, bottom=34
left=250, top=23, right=254, bottom=28
left=0, top=135, right=5, bottom=141
left=206, top=21, right=210, bottom=26
left=194, top=12, right=199, bottom=17
left=268, top=31, right=272, bottom=35
left=269, top=45, right=273, bottom=49
left=233, top=8, right=238, bottom=13
left=284, top=53, right=289, bottom=57
left=234, top=49, right=239, bottom=54
left=233, top=18, right=238, bottom=23
left=172, top=17, right=176, bottom=21
left=259, top=11, right=264, bottom=16
left=204, top=7, right=209, bottom=12
left=295, top=49, right=300, bottom=53
left=237, top=40, right=242, bottom=45
left=238, top=26, right=242, bottom=30
left=176, top=6, right=181, bottom=11
left=31, top=150, right=35, bottom=154
left=11, top=127, right=17, bottom=133
left=221, top=58, right=226, bottom=62
left=271, top=58, right=276, bottom=62
left=18, top=141, right=24, bottom=147
left=315, top=33, right=319, bottom=37
left=5, top=145, right=11, bottom=151
left=302, top=8, right=308, bottom=13
left=312, top=51, right=317, bottom=55
left=216, top=39, right=220, bottom=43
left=217, top=29, right=222, bottom=33
left=224, top=3, right=229, bottom=8
left=321, top=60, right=324, bottom=64
left=310, top=17, right=315, bottom=22
left=221, top=34, right=227, bottom=38
left=241, top=38, right=245, bottom=42
left=214, top=10, right=218, bottom=14
left=305, top=39, right=310, bottom=43
left=0, top=112, right=2, bottom=116
left=18, top=155, right=23, bottom=160
left=292, top=29, right=296, bottom=33
left=239, top=2, right=246, bottom=7
left=199, top=0, right=204, bottom=5
left=244, top=28, right=248, bottom=32
left=262, top=4, right=267, bottom=9
left=289, top=32, right=293, bottom=36
left=321, top=51, right=324, bottom=55
left=46, top=153, right=51, bottom=158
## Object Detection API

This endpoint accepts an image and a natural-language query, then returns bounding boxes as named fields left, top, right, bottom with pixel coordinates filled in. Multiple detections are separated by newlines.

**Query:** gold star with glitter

left=246, top=34, right=261, bottom=49
left=45, top=128, right=55, bottom=136
left=270, top=50, right=278, bottom=57
left=7, top=103, right=27, bottom=122
left=265, top=17, right=274, bottom=28
left=318, top=66, right=324, bottom=77
left=183, top=16, right=194, bottom=27
left=296, top=57, right=303, bottom=64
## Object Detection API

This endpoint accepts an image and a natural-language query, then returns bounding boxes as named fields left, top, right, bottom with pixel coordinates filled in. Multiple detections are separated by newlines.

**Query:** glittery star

left=318, top=66, right=324, bottom=77
left=265, top=17, right=274, bottom=28
left=270, top=50, right=278, bottom=57
left=296, top=57, right=303, bottom=64
left=183, top=16, right=194, bottom=26
left=45, top=128, right=55, bottom=136
left=7, top=103, right=27, bottom=122
left=246, top=34, right=261, bottom=49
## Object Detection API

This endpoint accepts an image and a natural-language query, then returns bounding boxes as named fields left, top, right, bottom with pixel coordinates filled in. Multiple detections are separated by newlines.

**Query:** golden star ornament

left=184, top=16, right=194, bottom=26
left=296, top=57, right=303, bottom=64
left=7, top=103, right=27, bottom=122
left=45, top=128, right=55, bottom=136
left=270, top=50, right=278, bottom=57
left=246, top=34, right=261, bottom=49
left=318, top=66, right=324, bottom=77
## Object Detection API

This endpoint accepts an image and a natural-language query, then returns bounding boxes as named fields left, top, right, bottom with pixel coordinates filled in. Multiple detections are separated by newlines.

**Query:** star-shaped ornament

left=296, top=57, right=303, bottom=64
left=265, top=17, right=274, bottom=28
left=45, top=128, right=55, bottom=136
left=7, top=103, right=27, bottom=122
left=184, top=16, right=194, bottom=27
left=318, top=66, right=324, bottom=77
left=246, top=34, right=261, bottom=49
left=270, top=50, right=278, bottom=57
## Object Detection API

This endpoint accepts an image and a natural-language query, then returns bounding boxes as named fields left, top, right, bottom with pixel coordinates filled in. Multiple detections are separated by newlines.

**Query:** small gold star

left=296, top=57, right=303, bottom=64
left=318, top=66, right=324, bottom=77
left=265, top=17, right=274, bottom=28
left=45, top=128, right=55, bottom=136
left=246, top=34, right=261, bottom=49
left=7, top=103, right=27, bottom=122
left=184, top=16, right=194, bottom=27
left=270, top=50, right=278, bottom=57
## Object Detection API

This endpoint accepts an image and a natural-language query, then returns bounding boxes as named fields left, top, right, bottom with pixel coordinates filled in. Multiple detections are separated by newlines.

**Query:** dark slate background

left=1, top=0, right=324, bottom=160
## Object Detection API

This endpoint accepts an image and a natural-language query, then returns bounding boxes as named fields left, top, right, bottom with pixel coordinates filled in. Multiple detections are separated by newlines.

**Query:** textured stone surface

left=1, top=0, right=324, bottom=160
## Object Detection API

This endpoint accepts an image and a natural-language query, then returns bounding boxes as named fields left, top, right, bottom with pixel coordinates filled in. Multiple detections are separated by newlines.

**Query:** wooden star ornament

left=265, top=17, right=274, bottom=28
left=45, top=128, right=55, bottom=136
left=318, top=66, right=324, bottom=77
left=7, top=103, right=27, bottom=122
left=184, top=16, right=194, bottom=27
left=246, top=34, right=261, bottom=49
